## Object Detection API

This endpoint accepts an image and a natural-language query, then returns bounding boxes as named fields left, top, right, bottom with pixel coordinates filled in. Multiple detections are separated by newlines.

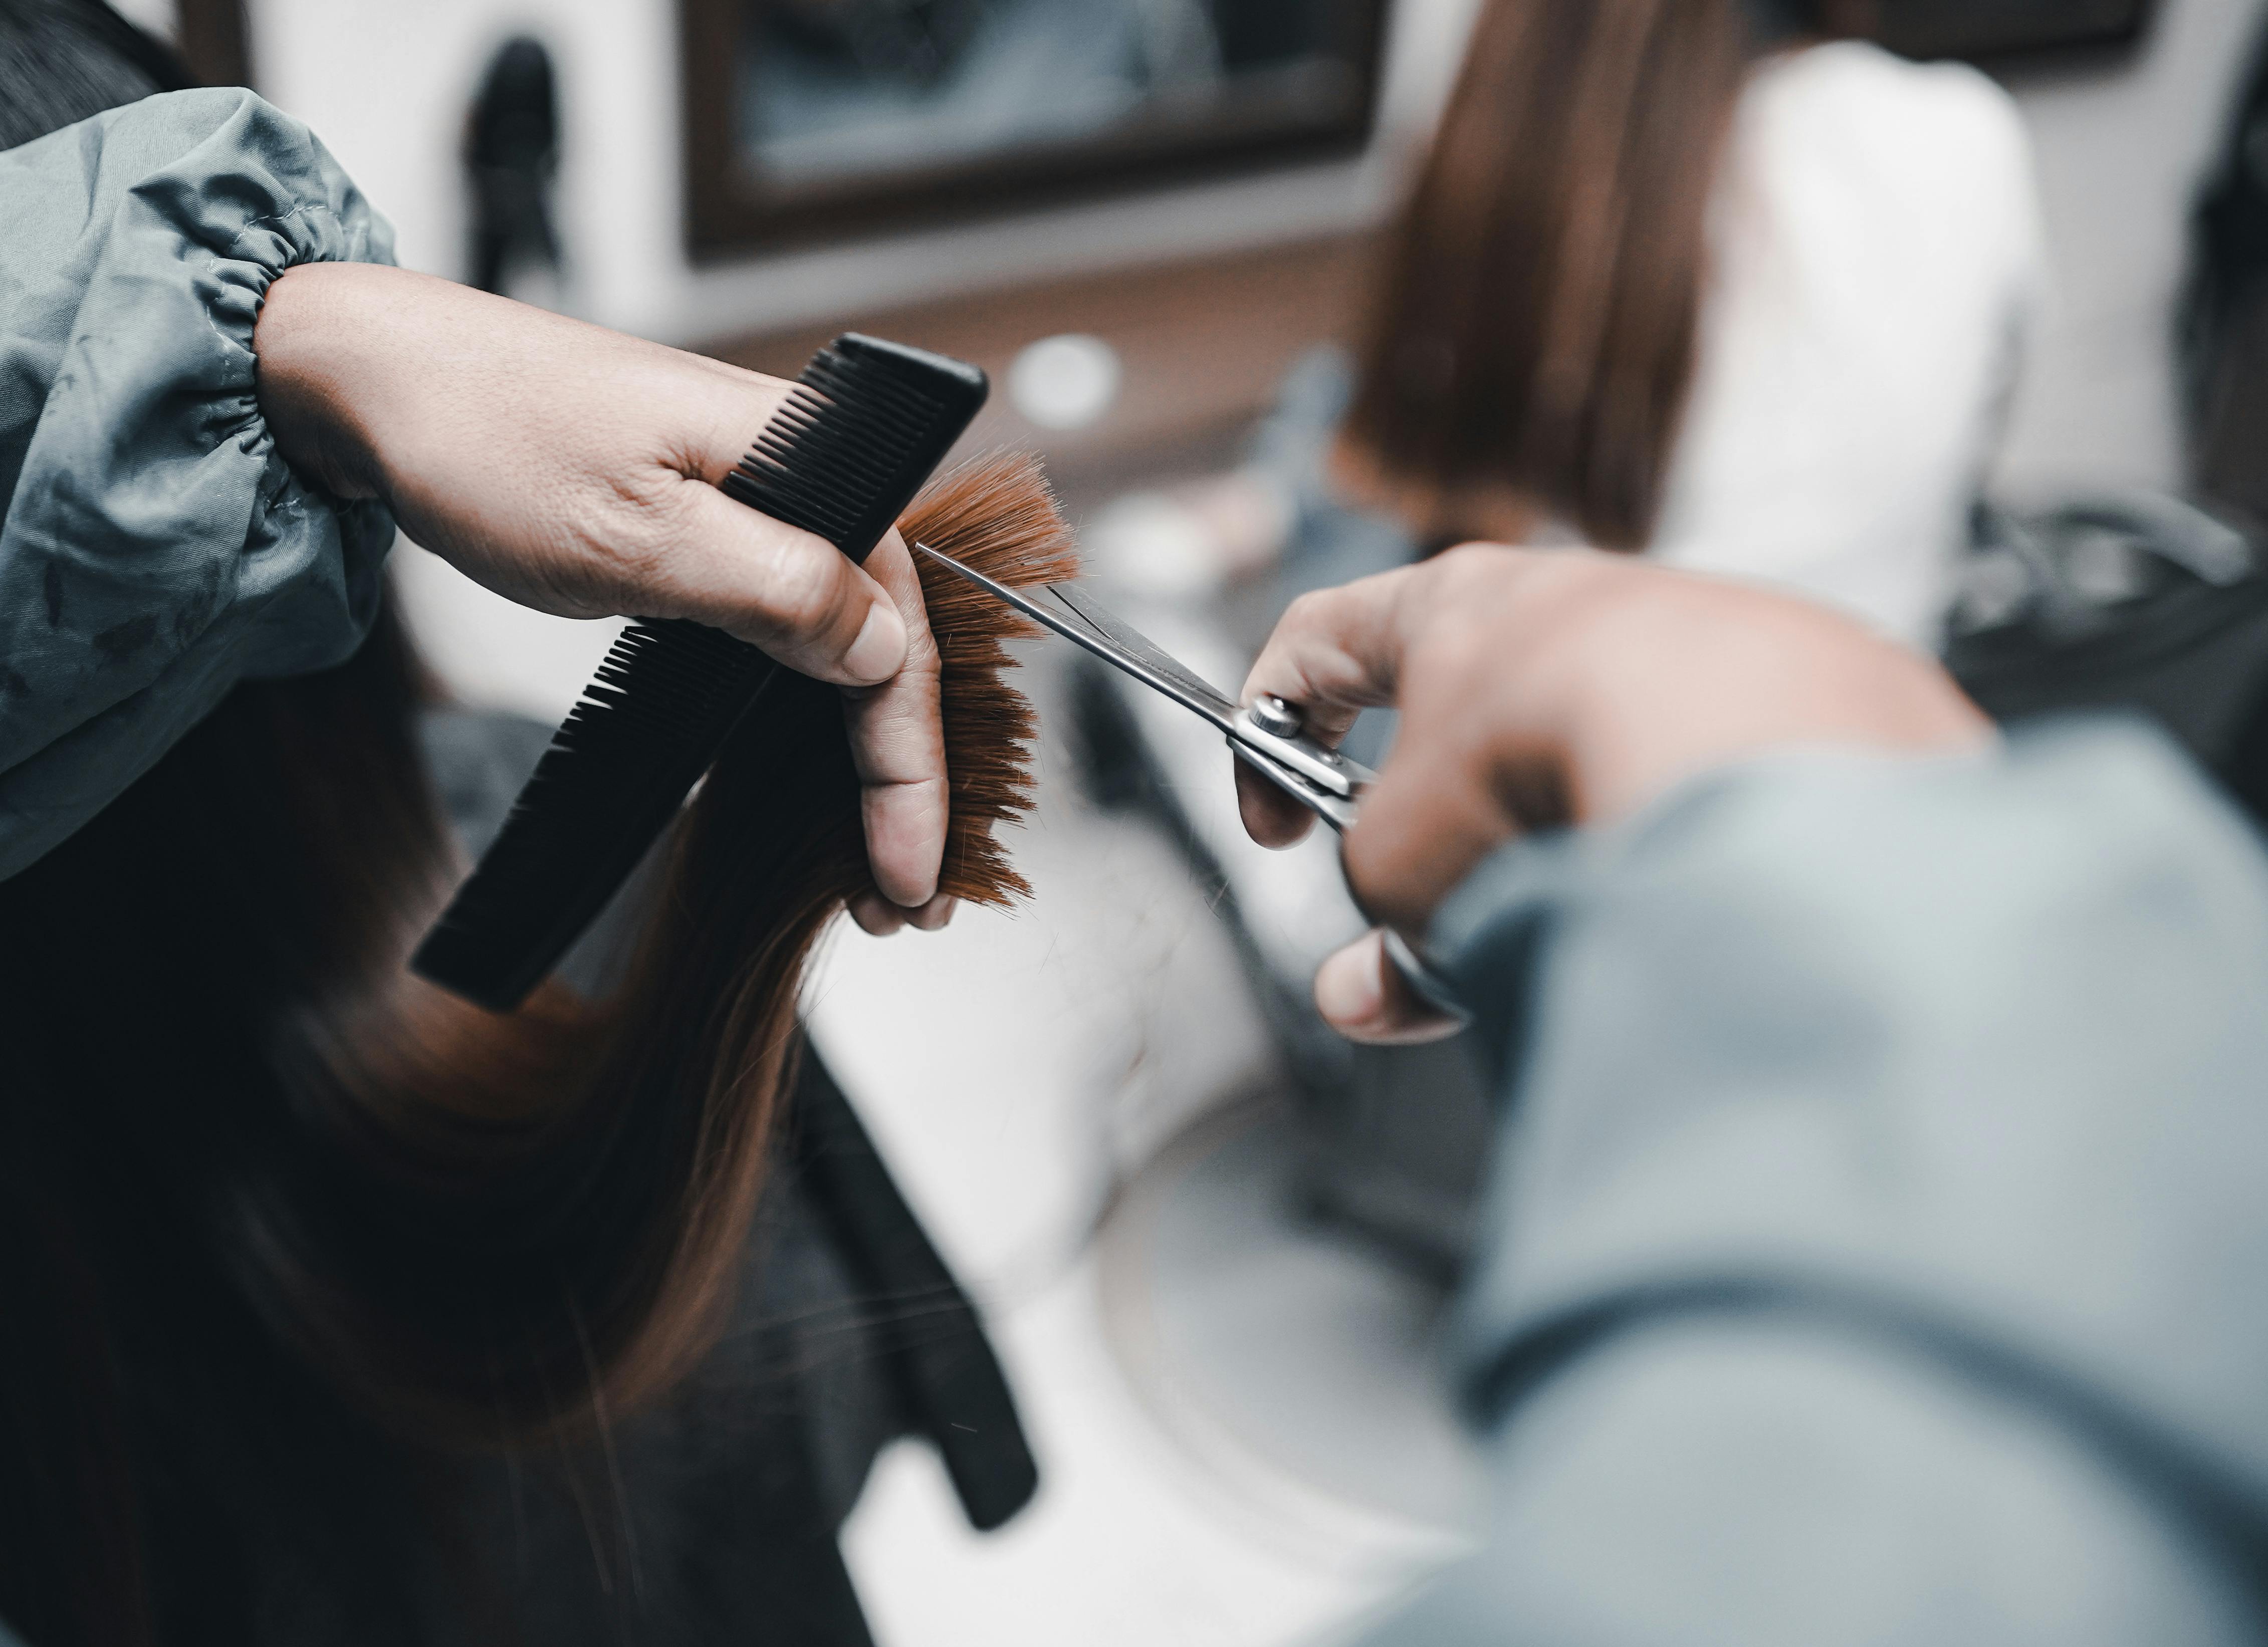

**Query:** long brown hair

left=0, top=453, right=1074, bottom=1643
left=1342, top=0, right=1826, bottom=548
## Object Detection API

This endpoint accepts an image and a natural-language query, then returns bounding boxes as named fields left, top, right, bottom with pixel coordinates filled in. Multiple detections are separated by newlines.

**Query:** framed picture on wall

left=171, top=0, right=255, bottom=88
left=680, top=0, right=1391, bottom=259
left=1871, top=0, right=2154, bottom=62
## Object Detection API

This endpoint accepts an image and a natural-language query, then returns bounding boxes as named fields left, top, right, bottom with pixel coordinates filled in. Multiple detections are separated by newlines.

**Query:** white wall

left=238, top=0, right=2268, bottom=719
left=107, top=0, right=178, bottom=41
left=250, top=0, right=2268, bottom=488
left=1996, top=0, right=2267, bottom=498
left=250, top=0, right=1480, bottom=348
left=245, top=0, right=1474, bottom=719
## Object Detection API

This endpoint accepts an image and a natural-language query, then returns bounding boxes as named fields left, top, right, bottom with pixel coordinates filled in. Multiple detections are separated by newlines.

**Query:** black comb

left=411, top=333, right=988, bottom=1010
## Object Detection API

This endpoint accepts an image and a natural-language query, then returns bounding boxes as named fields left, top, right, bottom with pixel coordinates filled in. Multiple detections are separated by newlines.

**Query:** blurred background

left=103, top=0, right=2268, bottom=1639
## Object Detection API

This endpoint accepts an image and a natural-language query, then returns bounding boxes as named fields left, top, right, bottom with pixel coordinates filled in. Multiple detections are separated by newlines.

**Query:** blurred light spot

left=1009, top=333, right=1121, bottom=431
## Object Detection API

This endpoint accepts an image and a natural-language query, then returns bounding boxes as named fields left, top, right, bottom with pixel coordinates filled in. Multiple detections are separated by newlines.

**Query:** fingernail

left=843, top=603, right=907, bottom=684
left=1314, top=940, right=1384, bottom=1028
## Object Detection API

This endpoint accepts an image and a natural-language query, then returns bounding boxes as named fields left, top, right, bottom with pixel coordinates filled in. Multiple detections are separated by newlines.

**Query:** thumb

left=660, top=481, right=909, bottom=685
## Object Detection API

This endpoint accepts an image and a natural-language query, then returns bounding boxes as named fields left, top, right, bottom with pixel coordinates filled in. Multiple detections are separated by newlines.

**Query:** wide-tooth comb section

left=411, top=619, right=773, bottom=1011
left=410, top=334, right=989, bottom=1011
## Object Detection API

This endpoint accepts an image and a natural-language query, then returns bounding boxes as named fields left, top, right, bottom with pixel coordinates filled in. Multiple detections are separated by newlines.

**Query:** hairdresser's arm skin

left=255, top=263, right=948, bottom=934
left=1235, top=545, right=1987, bottom=1037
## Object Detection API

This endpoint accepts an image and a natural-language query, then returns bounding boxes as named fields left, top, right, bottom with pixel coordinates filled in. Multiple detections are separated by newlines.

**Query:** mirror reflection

left=734, top=0, right=1373, bottom=189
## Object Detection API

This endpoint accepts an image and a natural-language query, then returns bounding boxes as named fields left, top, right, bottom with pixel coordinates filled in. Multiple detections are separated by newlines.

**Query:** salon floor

left=394, top=543, right=1483, bottom=1647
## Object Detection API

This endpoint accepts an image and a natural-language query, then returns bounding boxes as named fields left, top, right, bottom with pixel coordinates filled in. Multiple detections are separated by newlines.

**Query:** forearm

left=1374, top=1320, right=2254, bottom=1646
left=1394, top=720, right=2268, bottom=1641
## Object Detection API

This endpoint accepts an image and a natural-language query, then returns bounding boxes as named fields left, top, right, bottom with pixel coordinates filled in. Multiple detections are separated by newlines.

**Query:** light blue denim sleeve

left=0, top=87, right=395, bottom=878
left=1362, top=720, right=2268, bottom=1645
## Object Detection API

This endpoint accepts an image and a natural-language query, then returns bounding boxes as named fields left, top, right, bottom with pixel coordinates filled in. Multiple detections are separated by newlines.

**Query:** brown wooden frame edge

left=678, top=0, right=1391, bottom=263
left=174, top=0, right=254, bottom=89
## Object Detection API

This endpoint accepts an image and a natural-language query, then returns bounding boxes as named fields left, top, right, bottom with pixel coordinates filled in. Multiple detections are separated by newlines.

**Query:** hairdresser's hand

left=256, top=263, right=953, bottom=927
left=1236, top=545, right=1991, bottom=1043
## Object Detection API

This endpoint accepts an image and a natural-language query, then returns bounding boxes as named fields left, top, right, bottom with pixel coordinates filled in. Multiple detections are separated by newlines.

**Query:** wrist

left=253, top=261, right=401, bottom=502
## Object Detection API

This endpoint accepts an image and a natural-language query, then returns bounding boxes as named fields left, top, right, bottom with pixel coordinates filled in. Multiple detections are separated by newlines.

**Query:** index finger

left=841, top=530, right=950, bottom=912
left=1239, top=568, right=1430, bottom=732
left=1233, top=565, right=1429, bottom=847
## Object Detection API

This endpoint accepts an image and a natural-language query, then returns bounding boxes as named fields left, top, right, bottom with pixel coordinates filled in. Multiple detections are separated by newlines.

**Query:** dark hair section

left=0, top=27, right=1062, bottom=1641
left=261, top=454, right=1069, bottom=1444
left=0, top=0, right=189, bottom=148
left=0, top=454, right=1075, bottom=1644
left=1340, top=0, right=1847, bottom=548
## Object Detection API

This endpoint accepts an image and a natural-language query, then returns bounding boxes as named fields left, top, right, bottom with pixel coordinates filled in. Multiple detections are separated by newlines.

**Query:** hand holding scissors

left=916, top=537, right=1468, bottom=1023
left=922, top=540, right=1989, bottom=1044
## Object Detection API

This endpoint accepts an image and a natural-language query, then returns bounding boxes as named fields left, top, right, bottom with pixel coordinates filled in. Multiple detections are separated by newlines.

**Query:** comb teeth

left=411, top=333, right=990, bottom=1012
left=411, top=620, right=776, bottom=1011
left=722, top=335, right=988, bottom=562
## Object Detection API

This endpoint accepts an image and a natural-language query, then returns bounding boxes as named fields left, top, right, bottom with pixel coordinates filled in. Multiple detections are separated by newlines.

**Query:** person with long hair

left=1076, top=0, right=2048, bottom=1200
left=1108, top=0, right=2043, bottom=649
left=0, top=5, right=1050, bottom=1643
left=1342, top=0, right=2042, bottom=647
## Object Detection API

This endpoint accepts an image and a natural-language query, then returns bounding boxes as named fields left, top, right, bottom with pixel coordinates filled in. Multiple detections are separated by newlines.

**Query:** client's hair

left=0, top=453, right=1075, bottom=1643
left=5, top=19, right=1072, bottom=1643
left=0, top=0, right=188, bottom=145
left=1339, top=0, right=1851, bottom=547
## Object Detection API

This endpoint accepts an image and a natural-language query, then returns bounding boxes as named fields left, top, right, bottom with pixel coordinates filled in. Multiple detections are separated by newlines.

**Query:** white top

left=1648, top=40, right=2047, bottom=650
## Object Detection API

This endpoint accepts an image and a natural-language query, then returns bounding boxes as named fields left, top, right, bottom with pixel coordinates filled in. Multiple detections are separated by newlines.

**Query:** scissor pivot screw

left=1250, top=695, right=1303, bottom=738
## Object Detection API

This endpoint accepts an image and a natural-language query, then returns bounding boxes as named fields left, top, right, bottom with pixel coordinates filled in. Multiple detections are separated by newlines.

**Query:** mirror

left=1874, top=0, right=2152, bottom=61
left=682, top=0, right=1388, bottom=256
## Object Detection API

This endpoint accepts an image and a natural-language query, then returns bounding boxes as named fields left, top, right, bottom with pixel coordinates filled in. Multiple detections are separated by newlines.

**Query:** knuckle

left=1433, top=541, right=1500, bottom=577
left=1429, top=541, right=1517, bottom=606
left=1278, top=587, right=1338, bottom=640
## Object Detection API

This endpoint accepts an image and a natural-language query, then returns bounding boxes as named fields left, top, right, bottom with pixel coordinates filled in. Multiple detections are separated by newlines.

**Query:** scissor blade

left=1034, top=587, right=1376, bottom=797
left=913, top=542, right=1241, bottom=734
left=1042, top=584, right=1241, bottom=722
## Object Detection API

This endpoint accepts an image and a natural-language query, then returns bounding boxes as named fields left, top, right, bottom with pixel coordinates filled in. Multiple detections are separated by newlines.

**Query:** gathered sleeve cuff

left=0, top=87, right=396, bottom=878
left=1349, top=724, right=2268, bottom=1644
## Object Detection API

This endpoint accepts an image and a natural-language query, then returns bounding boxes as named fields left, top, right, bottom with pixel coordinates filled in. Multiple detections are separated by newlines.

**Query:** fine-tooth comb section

left=410, top=334, right=989, bottom=1011
left=723, top=335, right=987, bottom=555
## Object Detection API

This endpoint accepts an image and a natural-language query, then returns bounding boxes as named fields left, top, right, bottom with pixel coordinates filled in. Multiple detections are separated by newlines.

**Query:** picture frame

left=1872, top=0, right=2154, bottom=64
left=173, top=0, right=254, bottom=89
left=680, top=0, right=1391, bottom=261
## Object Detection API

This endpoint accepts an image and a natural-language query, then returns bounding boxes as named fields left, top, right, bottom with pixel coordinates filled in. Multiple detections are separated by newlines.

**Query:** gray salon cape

left=0, top=85, right=393, bottom=881
left=1366, top=721, right=2268, bottom=1645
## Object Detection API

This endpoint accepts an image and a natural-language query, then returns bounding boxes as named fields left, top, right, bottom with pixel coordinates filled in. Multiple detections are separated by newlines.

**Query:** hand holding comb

left=413, top=334, right=988, bottom=1011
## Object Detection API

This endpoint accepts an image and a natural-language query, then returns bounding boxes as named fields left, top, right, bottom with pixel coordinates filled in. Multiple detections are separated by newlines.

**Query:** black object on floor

left=1944, top=492, right=2268, bottom=829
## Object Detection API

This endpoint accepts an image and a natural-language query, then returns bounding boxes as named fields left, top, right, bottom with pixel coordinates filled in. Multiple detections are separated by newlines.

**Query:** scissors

left=914, top=541, right=1469, bottom=1022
